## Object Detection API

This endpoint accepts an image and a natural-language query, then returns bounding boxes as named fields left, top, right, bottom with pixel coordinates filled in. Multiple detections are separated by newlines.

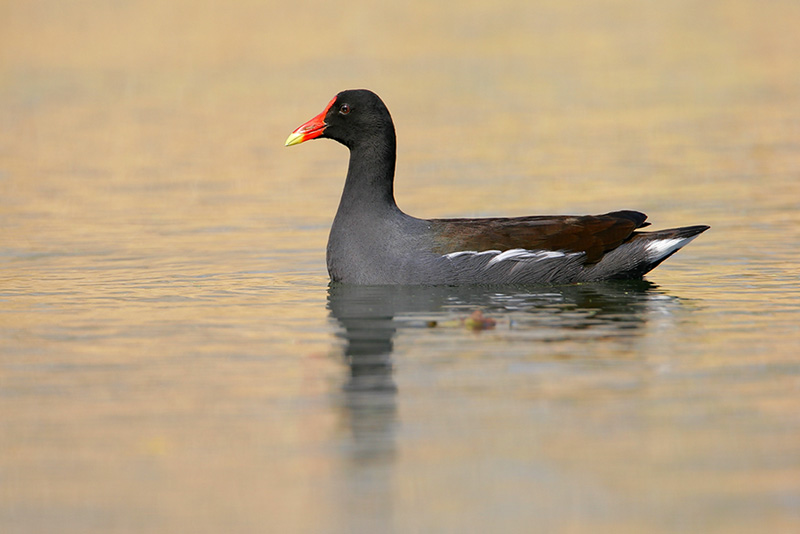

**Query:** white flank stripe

left=488, top=249, right=565, bottom=265
left=536, top=250, right=569, bottom=260
left=443, top=250, right=500, bottom=259
left=444, top=249, right=569, bottom=264
left=489, top=249, right=535, bottom=264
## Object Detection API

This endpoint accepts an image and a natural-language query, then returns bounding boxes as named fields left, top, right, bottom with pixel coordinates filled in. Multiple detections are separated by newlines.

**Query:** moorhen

left=286, top=89, right=709, bottom=285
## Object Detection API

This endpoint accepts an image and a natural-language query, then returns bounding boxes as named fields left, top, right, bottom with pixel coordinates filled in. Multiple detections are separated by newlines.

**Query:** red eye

left=339, top=104, right=350, bottom=115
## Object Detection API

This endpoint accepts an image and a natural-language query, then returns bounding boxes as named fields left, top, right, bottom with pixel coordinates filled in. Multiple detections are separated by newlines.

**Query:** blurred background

left=2, top=1, right=799, bottom=533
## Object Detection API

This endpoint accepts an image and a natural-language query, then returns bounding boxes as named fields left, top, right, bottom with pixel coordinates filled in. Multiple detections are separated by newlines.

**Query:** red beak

left=285, top=96, right=337, bottom=146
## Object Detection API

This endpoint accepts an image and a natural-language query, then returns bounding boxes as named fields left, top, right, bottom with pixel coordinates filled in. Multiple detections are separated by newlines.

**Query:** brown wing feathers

left=430, top=210, right=649, bottom=263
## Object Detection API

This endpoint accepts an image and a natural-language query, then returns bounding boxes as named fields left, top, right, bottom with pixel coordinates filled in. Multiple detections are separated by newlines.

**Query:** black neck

left=337, top=132, right=398, bottom=214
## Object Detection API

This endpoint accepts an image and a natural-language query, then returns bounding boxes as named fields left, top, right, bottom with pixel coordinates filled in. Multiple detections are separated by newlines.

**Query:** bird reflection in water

left=327, top=279, right=674, bottom=393
left=325, top=281, right=682, bottom=510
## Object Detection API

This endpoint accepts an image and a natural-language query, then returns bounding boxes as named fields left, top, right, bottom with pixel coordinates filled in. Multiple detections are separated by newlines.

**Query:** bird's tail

left=635, top=224, right=710, bottom=266
left=583, top=224, right=710, bottom=281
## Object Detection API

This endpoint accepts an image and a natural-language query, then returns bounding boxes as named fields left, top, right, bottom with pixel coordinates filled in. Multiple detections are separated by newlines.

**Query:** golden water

left=2, top=1, right=799, bottom=532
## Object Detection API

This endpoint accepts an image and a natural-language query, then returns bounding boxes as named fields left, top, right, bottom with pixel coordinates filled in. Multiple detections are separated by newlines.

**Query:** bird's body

left=286, top=89, right=708, bottom=285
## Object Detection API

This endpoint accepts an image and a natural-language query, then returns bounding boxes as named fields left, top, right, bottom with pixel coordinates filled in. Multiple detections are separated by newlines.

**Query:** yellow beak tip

left=285, top=132, right=304, bottom=147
